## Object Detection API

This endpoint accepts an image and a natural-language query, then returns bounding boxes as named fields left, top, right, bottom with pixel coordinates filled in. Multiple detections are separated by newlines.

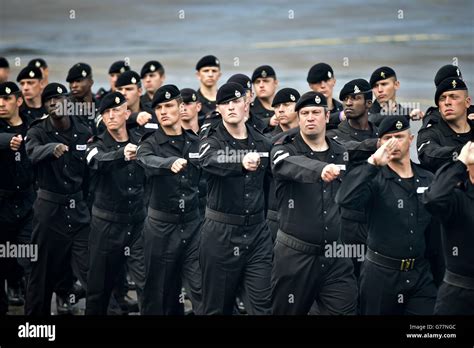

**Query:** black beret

left=196, top=55, right=220, bottom=71
left=140, top=60, right=164, bottom=78
left=0, top=81, right=19, bottom=96
left=180, top=88, right=199, bottom=103
left=295, top=91, right=327, bottom=112
left=16, top=66, right=42, bottom=82
left=378, top=116, right=410, bottom=137
left=66, top=63, right=92, bottom=83
left=251, top=65, right=276, bottom=83
left=115, top=70, right=141, bottom=88
left=108, top=60, right=130, bottom=74
left=227, top=73, right=252, bottom=90
left=152, top=84, right=181, bottom=108
left=216, top=82, right=245, bottom=104
left=99, top=91, right=127, bottom=114
left=435, top=77, right=467, bottom=106
left=41, top=83, right=68, bottom=104
left=28, top=58, right=48, bottom=69
left=369, top=66, right=396, bottom=87
left=306, top=63, right=334, bottom=84
left=434, top=65, right=463, bottom=87
left=0, top=57, right=9, bottom=68
left=339, top=79, right=372, bottom=101
left=272, top=88, right=300, bottom=107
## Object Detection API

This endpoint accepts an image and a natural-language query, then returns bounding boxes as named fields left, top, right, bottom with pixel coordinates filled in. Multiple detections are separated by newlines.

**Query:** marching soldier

left=25, top=83, right=92, bottom=315
left=17, top=66, right=47, bottom=122
left=0, top=82, right=35, bottom=314
left=0, top=57, right=9, bottom=83
left=336, top=116, right=437, bottom=315
left=199, top=82, right=273, bottom=315
left=137, top=85, right=202, bottom=315
left=85, top=92, right=146, bottom=315
left=250, top=65, right=278, bottom=133
left=180, top=88, right=201, bottom=134
left=423, top=141, right=474, bottom=314
left=195, top=55, right=221, bottom=118
left=140, top=60, right=165, bottom=106
left=95, top=60, right=130, bottom=101
left=27, top=58, right=49, bottom=86
left=271, top=91, right=357, bottom=315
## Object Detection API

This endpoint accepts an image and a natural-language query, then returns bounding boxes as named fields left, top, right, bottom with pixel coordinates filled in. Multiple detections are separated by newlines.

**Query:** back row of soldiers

left=0, top=54, right=473, bottom=315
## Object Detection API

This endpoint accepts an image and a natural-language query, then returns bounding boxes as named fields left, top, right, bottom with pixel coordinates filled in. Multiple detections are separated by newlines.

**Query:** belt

left=148, top=207, right=200, bottom=223
left=266, top=209, right=279, bottom=222
left=205, top=207, right=265, bottom=226
left=444, top=269, right=474, bottom=290
left=92, top=205, right=145, bottom=224
left=37, top=189, right=83, bottom=204
left=0, top=188, right=32, bottom=199
left=366, top=248, right=420, bottom=271
left=276, top=230, right=323, bottom=255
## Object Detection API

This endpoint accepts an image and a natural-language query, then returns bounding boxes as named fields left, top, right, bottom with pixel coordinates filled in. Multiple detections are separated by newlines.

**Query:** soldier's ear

left=16, top=95, right=23, bottom=108
left=196, top=102, right=202, bottom=113
left=394, top=79, right=400, bottom=90
left=124, top=108, right=131, bottom=121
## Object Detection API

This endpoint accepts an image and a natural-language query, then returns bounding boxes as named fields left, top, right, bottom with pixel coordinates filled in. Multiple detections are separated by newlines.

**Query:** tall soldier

left=17, top=66, right=47, bottom=122
left=250, top=65, right=278, bottom=133
left=27, top=58, right=49, bottom=86
left=0, top=82, right=35, bottom=314
left=95, top=60, right=130, bottom=102
left=0, top=57, right=10, bottom=83
left=336, top=116, right=437, bottom=315
left=85, top=92, right=146, bottom=315
left=422, top=141, right=474, bottom=314
left=25, top=83, right=92, bottom=315
left=199, top=82, right=273, bottom=315
left=137, top=85, right=202, bottom=315
left=195, top=55, right=221, bottom=118
left=140, top=60, right=165, bottom=106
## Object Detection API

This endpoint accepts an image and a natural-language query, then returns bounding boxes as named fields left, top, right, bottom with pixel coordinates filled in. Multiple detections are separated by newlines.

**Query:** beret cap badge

left=115, top=96, right=120, bottom=104
left=57, top=86, right=62, bottom=93
left=81, top=70, right=87, bottom=77
left=290, top=94, right=296, bottom=101
left=452, top=80, right=457, bottom=88
left=396, top=121, right=403, bottom=130
left=192, top=93, right=196, bottom=101
left=235, top=90, right=241, bottom=98
left=131, top=77, right=137, bottom=84
left=35, top=61, right=41, bottom=68
left=165, top=91, right=171, bottom=99
left=328, top=71, right=332, bottom=78
left=315, top=95, right=321, bottom=104
left=5, top=87, right=11, bottom=94
left=150, top=64, right=156, bottom=71
left=354, top=85, right=361, bottom=93
left=29, top=70, right=35, bottom=78
left=261, top=70, right=267, bottom=78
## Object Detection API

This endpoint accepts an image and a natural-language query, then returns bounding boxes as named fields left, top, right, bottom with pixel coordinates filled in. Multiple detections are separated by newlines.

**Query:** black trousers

left=359, top=258, right=437, bottom=315
left=200, top=219, right=273, bottom=315
left=266, top=210, right=279, bottom=244
left=434, top=282, right=474, bottom=315
left=25, top=198, right=90, bottom=316
left=142, top=216, right=202, bottom=315
left=86, top=216, right=146, bottom=315
left=271, top=232, right=357, bottom=315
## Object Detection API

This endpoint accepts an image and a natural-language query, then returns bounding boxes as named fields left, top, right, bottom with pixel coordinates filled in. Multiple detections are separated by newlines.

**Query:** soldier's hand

left=171, top=158, right=188, bottom=173
left=368, top=138, right=397, bottom=166
left=137, top=112, right=152, bottom=126
left=242, top=152, right=261, bottom=171
left=124, top=143, right=137, bottom=161
left=458, top=141, right=474, bottom=165
left=468, top=113, right=474, bottom=121
left=321, top=164, right=341, bottom=183
left=10, top=134, right=23, bottom=151
left=409, top=109, right=424, bottom=121
left=269, top=115, right=279, bottom=127
left=53, top=144, right=69, bottom=158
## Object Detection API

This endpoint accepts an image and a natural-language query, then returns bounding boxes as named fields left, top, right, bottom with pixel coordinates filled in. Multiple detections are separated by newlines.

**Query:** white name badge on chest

left=144, top=123, right=158, bottom=129
left=76, top=144, right=87, bottom=151
left=189, top=152, right=200, bottom=159
left=416, top=187, right=428, bottom=194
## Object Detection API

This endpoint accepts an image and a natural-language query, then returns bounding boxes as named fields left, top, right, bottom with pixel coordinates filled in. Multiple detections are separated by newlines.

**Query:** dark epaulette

left=29, top=114, right=49, bottom=127
left=199, top=112, right=221, bottom=140
left=274, top=132, right=295, bottom=146
left=183, top=127, right=199, bottom=139
left=139, top=130, right=155, bottom=143
left=87, top=134, right=102, bottom=144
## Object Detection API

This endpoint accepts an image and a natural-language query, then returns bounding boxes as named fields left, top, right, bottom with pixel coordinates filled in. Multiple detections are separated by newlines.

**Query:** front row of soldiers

left=0, top=67, right=473, bottom=315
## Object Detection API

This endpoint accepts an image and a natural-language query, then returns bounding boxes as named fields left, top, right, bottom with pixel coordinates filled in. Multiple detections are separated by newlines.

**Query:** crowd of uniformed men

left=0, top=54, right=473, bottom=316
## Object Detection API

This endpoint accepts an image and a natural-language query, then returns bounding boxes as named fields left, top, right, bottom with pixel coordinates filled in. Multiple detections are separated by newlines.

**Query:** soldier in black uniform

left=17, top=66, right=47, bottom=122
left=140, top=60, right=165, bottom=106
left=0, top=57, right=9, bottom=83
left=270, top=91, right=357, bottom=315
left=85, top=92, right=146, bottom=315
left=250, top=65, right=278, bottom=133
left=307, top=63, right=343, bottom=130
left=137, top=85, right=202, bottom=315
left=25, top=83, right=92, bottom=315
left=95, top=60, right=130, bottom=102
left=0, top=82, right=35, bottom=314
left=422, top=141, right=474, bottom=314
left=66, top=63, right=99, bottom=135
left=417, top=77, right=473, bottom=173
left=336, top=116, right=437, bottom=315
left=195, top=55, right=221, bottom=119
left=27, top=58, right=49, bottom=85
left=199, top=82, right=273, bottom=315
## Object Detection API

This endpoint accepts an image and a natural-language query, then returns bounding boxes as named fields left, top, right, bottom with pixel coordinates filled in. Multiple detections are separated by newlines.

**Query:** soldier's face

left=143, top=72, right=164, bottom=94
left=309, top=78, right=336, bottom=99
left=117, top=85, right=141, bottom=109
left=109, top=73, right=120, bottom=91
left=102, top=103, right=130, bottom=131
left=180, top=101, right=201, bottom=122
left=0, top=68, right=9, bottom=83
left=0, top=95, right=22, bottom=118
left=70, top=78, right=93, bottom=98
left=380, top=130, right=413, bottom=161
left=275, top=102, right=297, bottom=126
left=254, top=78, right=278, bottom=99
left=196, top=67, right=221, bottom=88
left=343, top=94, right=371, bottom=119
left=155, top=100, right=181, bottom=127
left=45, top=96, right=67, bottom=118
left=19, top=79, right=43, bottom=100
left=373, top=77, right=399, bottom=103
left=439, top=90, right=471, bottom=122
left=298, top=106, right=329, bottom=137
left=218, top=97, right=247, bottom=125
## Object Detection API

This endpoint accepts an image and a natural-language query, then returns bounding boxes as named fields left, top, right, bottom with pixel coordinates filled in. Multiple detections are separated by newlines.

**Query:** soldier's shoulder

left=29, top=114, right=49, bottom=129
left=139, top=130, right=156, bottom=143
